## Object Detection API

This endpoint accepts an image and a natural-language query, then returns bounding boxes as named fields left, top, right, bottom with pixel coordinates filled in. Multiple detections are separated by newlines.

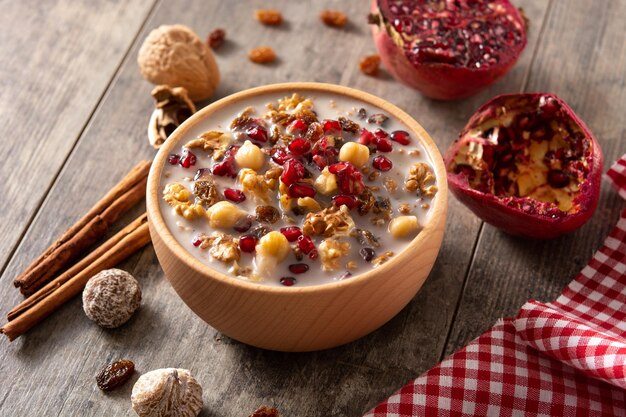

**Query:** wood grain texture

left=0, top=0, right=156, bottom=274
left=0, top=0, right=598, bottom=416
left=444, top=0, right=626, bottom=356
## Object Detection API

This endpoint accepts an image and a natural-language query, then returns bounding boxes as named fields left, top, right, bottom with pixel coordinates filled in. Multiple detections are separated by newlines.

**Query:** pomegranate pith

left=444, top=93, right=603, bottom=239
left=370, top=0, right=528, bottom=100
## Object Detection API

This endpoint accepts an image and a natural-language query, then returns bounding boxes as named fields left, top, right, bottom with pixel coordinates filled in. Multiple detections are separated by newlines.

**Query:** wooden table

left=1, top=1, right=624, bottom=415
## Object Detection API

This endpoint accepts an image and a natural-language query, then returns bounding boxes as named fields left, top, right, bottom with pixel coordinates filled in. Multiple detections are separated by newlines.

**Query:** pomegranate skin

left=445, top=93, right=603, bottom=239
left=371, top=0, right=527, bottom=100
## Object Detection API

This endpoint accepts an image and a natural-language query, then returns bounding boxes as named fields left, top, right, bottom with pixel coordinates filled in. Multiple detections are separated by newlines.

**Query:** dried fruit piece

left=280, top=226, right=303, bottom=242
left=207, top=28, right=226, bottom=49
left=96, top=359, right=135, bottom=391
left=82, top=269, right=141, bottom=329
left=224, top=188, right=246, bottom=203
left=255, top=9, right=283, bottom=26
left=279, top=277, right=296, bottom=286
left=320, top=10, right=348, bottom=28
left=359, top=55, right=381, bottom=76
left=445, top=93, right=603, bottom=239
left=131, top=368, right=203, bottom=417
left=359, top=247, right=376, bottom=262
left=370, top=0, right=527, bottom=99
left=249, top=47, right=277, bottom=64
left=249, top=406, right=280, bottom=417
left=256, top=205, right=281, bottom=224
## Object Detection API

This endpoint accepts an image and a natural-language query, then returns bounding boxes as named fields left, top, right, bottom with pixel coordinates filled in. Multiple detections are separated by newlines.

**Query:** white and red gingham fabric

left=364, top=154, right=626, bottom=417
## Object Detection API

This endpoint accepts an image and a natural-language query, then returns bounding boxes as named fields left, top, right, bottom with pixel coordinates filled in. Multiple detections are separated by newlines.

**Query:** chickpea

left=388, top=215, right=420, bottom=238
left=235, top=140, right=266, bottom=170
left=206, top=201, right=245, bottom=229
left=314, top=167, right=338, bottom=195
left=339, top=142, right=370, bottom=168
left=256, top=231, right=290, bottom=261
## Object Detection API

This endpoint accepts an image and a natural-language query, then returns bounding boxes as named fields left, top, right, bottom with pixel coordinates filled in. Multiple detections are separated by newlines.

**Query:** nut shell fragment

left=148, top=85, right=196, bottom=149
left=131, top=368, right=203, bottom=417
left=82, top=269, right=141, bottom=328
left=138, top=25, right=220, bottom=101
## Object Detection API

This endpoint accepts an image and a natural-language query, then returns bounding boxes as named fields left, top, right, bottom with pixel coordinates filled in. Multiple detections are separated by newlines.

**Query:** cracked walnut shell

left=138, top=25, right=220, bottom=101
left=131, top=368, right=203, bottom=417
left=82, top=269, right=141, bottom=328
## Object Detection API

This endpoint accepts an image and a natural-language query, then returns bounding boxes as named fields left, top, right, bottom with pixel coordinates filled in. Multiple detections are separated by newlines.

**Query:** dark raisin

left=360, top=247, right=376, bottom=262
left=338, top=117, right=360, bottom=134
left=252, top=224, right=271, bottom=238
left=96, top=359, right=135, bottom=391
left=256, top=205, right=280, bottom=224
left=357, top=108, right=367, bottom=120
left=207, top=28, right=226, bottom=49
left=367, top=113, right=388, bottom=126
left=249, top=406, right=280, bottom=417
left=353, top=228, right=380, bottom=247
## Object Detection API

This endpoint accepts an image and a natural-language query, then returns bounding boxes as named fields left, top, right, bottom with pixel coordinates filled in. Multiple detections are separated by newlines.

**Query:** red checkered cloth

left=363, top=154, right=626, bottom=417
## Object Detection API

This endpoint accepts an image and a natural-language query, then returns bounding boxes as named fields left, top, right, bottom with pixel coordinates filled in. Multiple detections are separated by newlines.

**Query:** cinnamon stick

left=13, top=160, right=151, bottom=295
left=1, top=214, right=150, bottom=341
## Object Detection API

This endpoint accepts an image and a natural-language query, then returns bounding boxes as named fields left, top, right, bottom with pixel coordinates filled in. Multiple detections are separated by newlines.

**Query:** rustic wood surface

left=0, top=1, right=624, bottom=416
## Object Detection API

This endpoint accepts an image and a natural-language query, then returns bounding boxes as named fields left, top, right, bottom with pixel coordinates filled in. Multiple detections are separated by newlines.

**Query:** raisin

left=96, top=359, right=135, bottom=391
left=255, top=9, right=283, bottom=26
left=249, top=47, right=277, bottom=64
left=359, top=55, right=381, bottom=76
left=338, top=117, right=360, bottom=133
left=256, top=205, right=280, bottom=224
left=353, top=228, right=380, bottom=247
left=357, top=108, right=367, bottom=120
left=207, top=28, right=225, bottom=49
left=249, top=406, right=280, bottom=417
left=367, top=113, right=389, bottom=126
left=320, top=10, right=348, bottom=27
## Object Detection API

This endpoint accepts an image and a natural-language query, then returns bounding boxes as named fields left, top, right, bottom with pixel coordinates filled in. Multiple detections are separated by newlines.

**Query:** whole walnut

left=138, top=25, right=220, bottom=101
left=82, top=269, right=141, bottom=328
left=131, top=368, right=203, bottom=417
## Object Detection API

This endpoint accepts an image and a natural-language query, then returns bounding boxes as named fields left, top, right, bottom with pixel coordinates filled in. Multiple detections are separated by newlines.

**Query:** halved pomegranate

left=370, top=0, right=527, bottom=100
left=445, top=93, right=603, bottom=239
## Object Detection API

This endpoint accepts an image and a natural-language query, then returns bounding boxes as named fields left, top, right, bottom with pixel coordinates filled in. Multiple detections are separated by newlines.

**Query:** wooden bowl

left=146, top=82, right=447, bottom=352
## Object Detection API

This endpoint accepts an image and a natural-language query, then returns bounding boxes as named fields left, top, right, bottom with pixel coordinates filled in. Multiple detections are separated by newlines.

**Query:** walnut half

left=148, top=85, right=196, bottom=149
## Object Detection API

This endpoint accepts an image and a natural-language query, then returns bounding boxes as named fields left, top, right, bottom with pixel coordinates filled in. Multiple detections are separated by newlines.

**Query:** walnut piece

left=138, top=24, right=220, bottom=101
left=199, top=232, right=240, bottom=263
left=163, top=182, right=206, bottom=220
left=148, top=85, right=196, bottom=149
left=239, top=169, right=272, bottom=203
left=184, top=130, right=229, bottom=160
left=82, top=269, right=141, bottom=329
left=319, top=238, right=351, bottom=272
left=406, top=162, right=438, bottom=197
left=131, top=368, right=203, bottom=417
left=303, top=205, right=355, bottom=238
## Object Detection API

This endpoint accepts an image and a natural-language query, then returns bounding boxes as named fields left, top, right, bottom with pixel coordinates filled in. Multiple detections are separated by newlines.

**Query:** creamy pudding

left=159, top=92, right=438, bottom=286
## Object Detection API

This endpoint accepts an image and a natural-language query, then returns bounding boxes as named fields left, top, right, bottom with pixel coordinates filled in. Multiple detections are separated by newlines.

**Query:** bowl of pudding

left=146, top=82, right=447, bottom=351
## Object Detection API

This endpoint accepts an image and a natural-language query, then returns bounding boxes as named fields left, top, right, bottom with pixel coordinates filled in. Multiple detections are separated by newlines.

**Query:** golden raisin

left=96, top=359, right=135, bottom=391
left=255, top=9, right=283, bottom=26
left=249, top=47, right=277, bottom=64
left=207, top=28, right=225, bottom=49
left=359, top=55, right=381, bottom=76
left=320, top=10, right=348, bottom=27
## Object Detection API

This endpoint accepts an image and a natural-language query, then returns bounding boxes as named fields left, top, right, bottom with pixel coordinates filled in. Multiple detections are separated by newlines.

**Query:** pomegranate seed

left=289, top=263, right=309, bottom=274
left=390, top=130, right=411, bottom=145
left=329, top=162, right=365, bottom=195
left=359, top=129, right=376, bottom=145
left=288, top=138, right=312, bottom=156
left=246, top=125, right=268, bottom=143
left=328, top=162, right=349, bottom=174
left=280, top=276, right=297, bottom=286
left=374, top=128, right=389, bottom=139
left=280, top=226, right=302, bottom=242
left=312, top=154, right=327, bottom=169
left=547, top=169, right=570, bottom=188
left=297, top=235, right=316, bottom=254
left=168, top=154, right=180, bottom=165
left=332, top=194, right=358, bottom=209
left=288, top=182, right=316, bottom=198
left=287, top=119, right=308, bottom=135
left=271, top=147, right=292, bottom=165
left=281, top=159, right=305, bottom=185
left=212, top=160, right=235, bottom=177
left=233, top=216, right=252, bottom=233
left=322, top=119, right=342, bottom=135
left=179, top=149, right=197, bottom=168
left=192, top=236, right=203, bottom=247
left=239, top=235, right=258, bottom=253
left=372, top=155, right=393, bottom=171
left=224, top=188, right=246, bottom=203
left=376, top=137, right=393, bottom=152
left=360, top=247, right=376, bottom=262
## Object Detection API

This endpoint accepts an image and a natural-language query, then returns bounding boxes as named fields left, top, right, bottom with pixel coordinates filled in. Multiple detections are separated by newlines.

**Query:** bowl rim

left=147, top=82, right=447, bottom=294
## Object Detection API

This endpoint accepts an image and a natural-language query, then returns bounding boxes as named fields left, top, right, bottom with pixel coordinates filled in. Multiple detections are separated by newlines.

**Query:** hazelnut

left=82, top=269, right=141, bottom=329
left=138, top=25, right=220, bottom=101
left=131, top=368, right=203, bottom=417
